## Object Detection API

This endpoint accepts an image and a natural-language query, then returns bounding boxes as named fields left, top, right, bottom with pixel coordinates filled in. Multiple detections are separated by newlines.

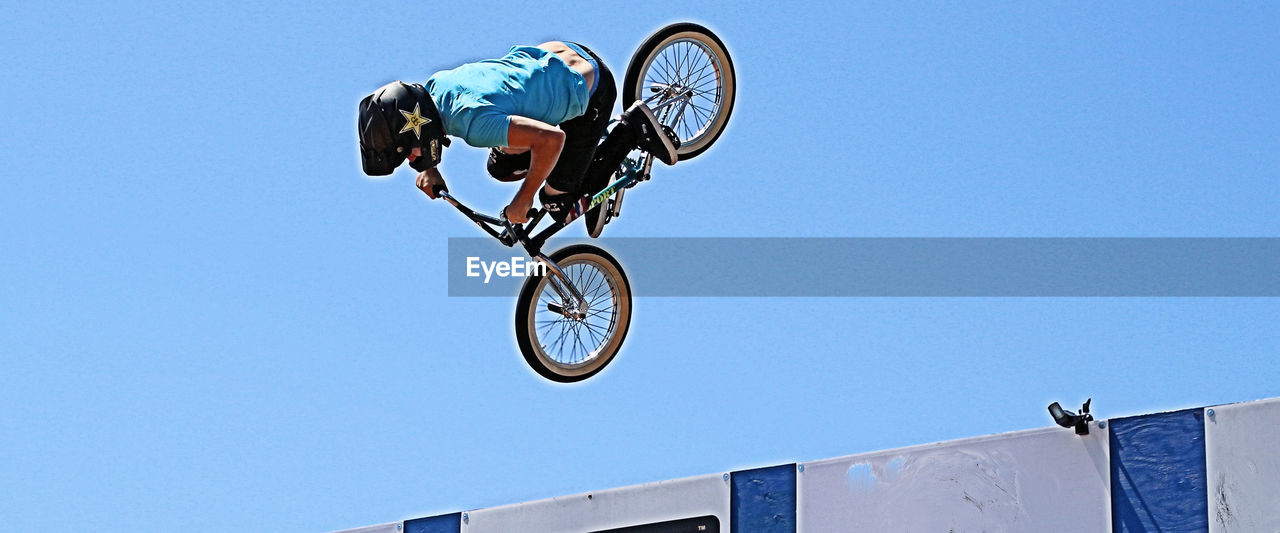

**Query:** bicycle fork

left=533, top=252, right=589, bottom=320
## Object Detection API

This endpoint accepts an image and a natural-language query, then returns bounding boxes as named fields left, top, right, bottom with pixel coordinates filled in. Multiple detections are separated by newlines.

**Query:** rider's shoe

left=539, top=187, right=578, bottom=224
left=621, top=102, right=679, bottom=165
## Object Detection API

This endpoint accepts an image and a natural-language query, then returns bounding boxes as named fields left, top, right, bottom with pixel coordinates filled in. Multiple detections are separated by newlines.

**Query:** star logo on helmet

left=400, top=103, right=431, bottom=139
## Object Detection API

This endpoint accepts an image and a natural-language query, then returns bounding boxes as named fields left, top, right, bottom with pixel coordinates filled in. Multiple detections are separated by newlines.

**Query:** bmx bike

left=436, top=22, right=735, bottom=382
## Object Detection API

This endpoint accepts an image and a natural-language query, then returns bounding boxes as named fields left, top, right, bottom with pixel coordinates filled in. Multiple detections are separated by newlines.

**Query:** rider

left=357, top=41, right=678, bottom=228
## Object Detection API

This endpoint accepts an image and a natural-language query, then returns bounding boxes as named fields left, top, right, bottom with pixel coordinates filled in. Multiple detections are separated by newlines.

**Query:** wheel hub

left=546, top=301, right=588, bottom=321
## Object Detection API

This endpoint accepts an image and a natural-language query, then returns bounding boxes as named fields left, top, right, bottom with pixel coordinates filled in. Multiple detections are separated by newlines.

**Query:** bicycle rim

left=627, top=27, right=736, bottom=159
left=520, top=251, right=630, bottom=381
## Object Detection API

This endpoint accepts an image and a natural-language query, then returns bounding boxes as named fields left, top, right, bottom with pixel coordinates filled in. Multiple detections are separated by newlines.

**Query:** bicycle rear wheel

left=515, top=245, right=632, bottom=383
left=623, top=22, right=736, bottom=161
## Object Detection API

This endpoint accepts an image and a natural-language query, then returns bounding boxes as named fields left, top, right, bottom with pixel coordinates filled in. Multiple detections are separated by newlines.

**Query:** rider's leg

left=577, top=123, right=635, bottom=198
left=539, top=44, right=617, bottom=223
left=578, top=103, right=680, bottom=196
left=576, top=100, right=681, bottom=195
left=487, top=148, right=530, bottom=182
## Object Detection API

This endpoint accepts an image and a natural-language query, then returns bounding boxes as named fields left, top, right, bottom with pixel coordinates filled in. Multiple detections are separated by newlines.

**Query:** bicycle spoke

left=571, top=321, right=592, bottom=361
left=581, top=266, right=602, bottom=296
left=585, top=307, right=614, bottom=321
left=588, top=300, right=613, bottom=320
left=536, top=317, right=563, bottom=329
left=692, top=102, right=711, bottom=127
left=674, top=102, right=704, bottom=140
left=688, top=69, right=719, bottom=94
left=688, top=99, right=716, bottom=118
left=546, top=321, right=570, bottom=356
left=655, top=49, right=674, bottom=78
left=675, top=43, right=689, bottom=86
left=583, top=319, right=608, bottom=338
left=580, top=313, right=611, bottom=333
left=690, top=45, right=710, bottom=85
left=694, top=89, right=719, bottom=107
left=683, top=45, right=705, bottom=83
left=537, top=280, right=571, bottom=360
left=583, top=268, right=606, bottom=297
left=563, top=322, right=581, bottom=363
left=685, top=43, right=702, bottom=85
left=530, top=257, right=624, bottom=368
left=654, top=57, right=672, bottom=83
left=582, top=319, right=604, bottom=347
left=674, top=43, right=687, bottom=85
left=537, top=314, right=565, bottom=332
left=586, top=281, right=613, bottom=309
left=680, top=43, right=708, bottom=89
left=658, top=52, right=678, bottom=84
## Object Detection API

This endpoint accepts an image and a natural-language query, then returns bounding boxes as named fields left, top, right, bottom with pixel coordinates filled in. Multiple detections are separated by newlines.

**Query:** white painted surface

left=463, top=473, right=729, bottom=533
left=1206, top=397, right=1280, bottom=533
left=331, top=522, right=402, bottom=533
left=797, top=426, right=1110, bottom=532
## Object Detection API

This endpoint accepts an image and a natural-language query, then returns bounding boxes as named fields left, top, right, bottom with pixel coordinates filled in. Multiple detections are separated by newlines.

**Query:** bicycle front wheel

left=623, top=22, right=736, bottom=161
left=515, top=245, right=632, bottom=383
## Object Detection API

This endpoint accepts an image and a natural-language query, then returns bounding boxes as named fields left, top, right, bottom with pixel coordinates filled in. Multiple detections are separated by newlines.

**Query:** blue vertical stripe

left=404, top=512, right=461, bottom=533
left=730, top=464, right=796, bottom=533
left=1110, top=408, right=1208, bottom=532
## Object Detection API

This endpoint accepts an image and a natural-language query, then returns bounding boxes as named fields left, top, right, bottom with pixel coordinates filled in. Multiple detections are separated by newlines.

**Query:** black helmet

left=357, top=81, right=449, bottom=176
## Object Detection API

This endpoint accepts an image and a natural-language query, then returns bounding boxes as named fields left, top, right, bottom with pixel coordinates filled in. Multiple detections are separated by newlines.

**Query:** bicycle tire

left=515, top=244, right=632, bottom=383
left=623, top=22, right=736, bottom=161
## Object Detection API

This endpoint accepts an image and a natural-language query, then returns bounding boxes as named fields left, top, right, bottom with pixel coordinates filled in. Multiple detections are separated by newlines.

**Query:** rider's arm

left=503, top=116, right=565, bottom=223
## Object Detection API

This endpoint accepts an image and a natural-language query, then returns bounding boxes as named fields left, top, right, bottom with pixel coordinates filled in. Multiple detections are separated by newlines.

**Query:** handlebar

left=433, top=185, right=546, bottom=250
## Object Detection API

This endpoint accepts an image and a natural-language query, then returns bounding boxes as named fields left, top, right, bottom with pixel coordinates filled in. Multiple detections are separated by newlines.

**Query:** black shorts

left=487, top=42, right=617, bottom=195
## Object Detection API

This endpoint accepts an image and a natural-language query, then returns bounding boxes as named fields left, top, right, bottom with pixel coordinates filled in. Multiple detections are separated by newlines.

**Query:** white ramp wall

left=339, top=396, right=1280, bottom=533
left=796, top=427, right=1110, bottom=532
left=1206, top=397, right=1280, bottom=533
left=339, top=524, right=402, bottom=533
left=463, top=474, right=728, bottom=532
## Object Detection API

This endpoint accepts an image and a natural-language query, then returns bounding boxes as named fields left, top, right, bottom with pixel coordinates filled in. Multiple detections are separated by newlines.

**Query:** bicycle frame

left=438, top=149, right=654, bottom=309
left=438, top=88, right=690, bottom=307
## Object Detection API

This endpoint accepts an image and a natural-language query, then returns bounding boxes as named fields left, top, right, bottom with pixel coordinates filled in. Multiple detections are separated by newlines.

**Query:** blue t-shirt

left=425, top=45, right=591, bottom=148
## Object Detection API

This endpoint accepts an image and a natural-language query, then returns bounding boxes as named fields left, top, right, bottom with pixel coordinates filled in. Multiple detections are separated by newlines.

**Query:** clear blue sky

left=2, top=2, right=1277, bottom=531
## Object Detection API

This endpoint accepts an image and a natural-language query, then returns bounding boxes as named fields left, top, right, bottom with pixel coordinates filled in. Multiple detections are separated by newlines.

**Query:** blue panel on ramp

left=1110, top=408, right=1208, bottom=532
left=730, top=464, right=796, bottom=533
left=404, top=512, right=460, bottom=533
